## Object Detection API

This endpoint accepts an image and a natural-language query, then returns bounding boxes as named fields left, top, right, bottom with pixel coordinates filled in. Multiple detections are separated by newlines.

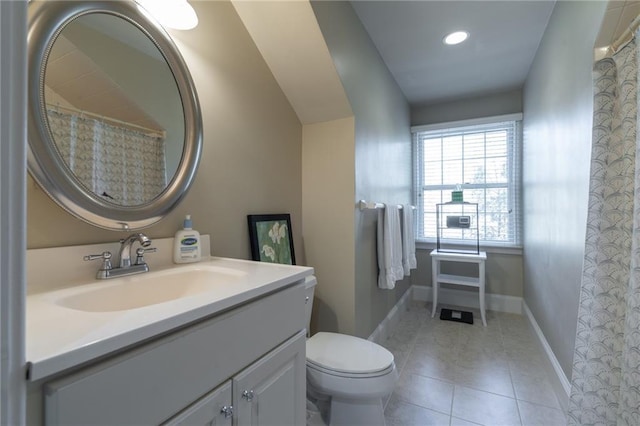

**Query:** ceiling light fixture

left=443, top=31, right=469, bottom=46
left=137, top=0, right=198, bottom=30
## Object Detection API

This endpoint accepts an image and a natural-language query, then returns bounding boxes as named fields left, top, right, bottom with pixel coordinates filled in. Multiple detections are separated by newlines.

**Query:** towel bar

left=357, top=200, right=415, bottom=211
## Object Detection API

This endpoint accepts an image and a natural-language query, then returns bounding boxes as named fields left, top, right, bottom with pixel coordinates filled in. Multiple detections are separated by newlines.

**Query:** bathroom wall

left=27, top=1, right=304, bottom=264
left=410, top=91, right=525, bottom=300
left=522, top=0, right=607, bottom=378
left=302, top=117, right=356, bottom=334
left=411, top=89, right=522, bottom=126
left=412, top=249, right=524, bottom=298
left=311, top=1, right=412, bottom=339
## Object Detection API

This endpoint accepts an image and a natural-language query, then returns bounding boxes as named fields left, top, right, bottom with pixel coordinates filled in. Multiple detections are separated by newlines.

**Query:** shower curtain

left=47, top=109, right=167, bottom=205
left=567, top=35, right=640, bottom=425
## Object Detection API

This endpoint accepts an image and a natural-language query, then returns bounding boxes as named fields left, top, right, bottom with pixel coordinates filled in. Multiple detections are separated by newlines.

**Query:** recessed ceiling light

left=137, top=0, right=198, bottom=30
left=443, top=31, right=469, bottom=46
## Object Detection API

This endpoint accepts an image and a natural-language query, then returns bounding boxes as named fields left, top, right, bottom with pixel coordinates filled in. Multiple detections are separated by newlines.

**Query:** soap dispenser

left=173, top=215, right=201, bottom=263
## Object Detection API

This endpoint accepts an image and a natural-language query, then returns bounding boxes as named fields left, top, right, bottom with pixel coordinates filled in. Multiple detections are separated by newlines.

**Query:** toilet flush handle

left=242, top=390, right=254, bottom=401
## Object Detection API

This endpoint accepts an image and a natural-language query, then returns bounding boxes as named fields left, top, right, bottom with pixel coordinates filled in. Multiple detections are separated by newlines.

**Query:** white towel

left=401, top=204, right=417, bottom=275
left=377, top=204, right=404, bottom=289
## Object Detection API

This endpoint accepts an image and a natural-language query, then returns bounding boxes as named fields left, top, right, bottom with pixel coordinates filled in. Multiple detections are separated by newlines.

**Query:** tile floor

left=381, top=302, right=567, bottom=426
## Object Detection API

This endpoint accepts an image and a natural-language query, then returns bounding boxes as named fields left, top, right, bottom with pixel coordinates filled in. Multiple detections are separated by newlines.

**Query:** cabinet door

left=233, top=331, right=306, bottom=426
left=42, top=284, right=305, bottom=425
left=163, top=381, right=233, bottom=426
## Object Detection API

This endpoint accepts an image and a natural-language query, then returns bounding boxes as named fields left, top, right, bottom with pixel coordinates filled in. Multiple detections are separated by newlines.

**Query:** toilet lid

left=306, top=332, right=394, bottom=375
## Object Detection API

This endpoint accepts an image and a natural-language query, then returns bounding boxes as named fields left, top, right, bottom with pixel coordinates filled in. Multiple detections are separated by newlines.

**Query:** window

left=412, top=114, right=522, bottom=247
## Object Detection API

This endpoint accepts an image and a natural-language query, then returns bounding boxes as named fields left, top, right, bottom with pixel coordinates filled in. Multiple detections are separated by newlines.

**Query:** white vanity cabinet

left=233, top=331, right=305, bottom=425
left=164, top=331, right=306, bottom=426
left=40, top=282, right=306, bottom=425
left=164, top=381, right=233, bottom=426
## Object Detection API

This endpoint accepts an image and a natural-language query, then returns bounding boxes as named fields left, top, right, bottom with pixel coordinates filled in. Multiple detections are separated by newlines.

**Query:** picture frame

left=247, top=214, right=296, bottom=265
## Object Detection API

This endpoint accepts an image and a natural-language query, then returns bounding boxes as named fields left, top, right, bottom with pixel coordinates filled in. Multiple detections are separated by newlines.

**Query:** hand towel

left=402, top=204, right=417, bottom=275
left=377, top=204, right=404, bottom=289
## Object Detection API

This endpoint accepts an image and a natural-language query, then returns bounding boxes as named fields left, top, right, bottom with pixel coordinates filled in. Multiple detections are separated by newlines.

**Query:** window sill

left=415, top=240, right=523, bottom=256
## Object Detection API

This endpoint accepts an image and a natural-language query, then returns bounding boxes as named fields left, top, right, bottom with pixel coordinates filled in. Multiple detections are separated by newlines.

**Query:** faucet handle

left=135, top=247, right=157, bottom=265
left=83, top=251, right=113, bottom=271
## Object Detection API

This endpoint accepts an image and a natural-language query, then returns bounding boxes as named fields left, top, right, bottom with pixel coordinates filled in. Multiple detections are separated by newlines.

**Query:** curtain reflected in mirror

left=43, top=12, right=184, bottom=207
left=27, top=0, right=202, bottom=230
left=47, top=108, right=167, bottom=205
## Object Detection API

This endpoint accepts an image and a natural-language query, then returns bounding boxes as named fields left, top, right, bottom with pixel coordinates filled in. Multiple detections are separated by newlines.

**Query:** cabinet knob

left=242, top=390, right=254, bottom=401
left=220, top=405, right=233, bottom=418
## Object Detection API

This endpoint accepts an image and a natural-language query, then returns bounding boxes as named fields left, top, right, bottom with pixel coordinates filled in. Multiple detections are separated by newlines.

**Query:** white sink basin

left=55, top=265, right=248, bottom=312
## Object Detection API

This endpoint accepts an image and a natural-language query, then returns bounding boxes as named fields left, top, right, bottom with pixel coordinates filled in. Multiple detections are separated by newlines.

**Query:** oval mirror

left=27, top=0, right=202, bottom=231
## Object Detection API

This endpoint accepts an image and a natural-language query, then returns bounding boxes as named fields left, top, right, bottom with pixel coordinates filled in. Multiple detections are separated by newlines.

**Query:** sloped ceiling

left=234, top=0, right=555, bottom=111
left=232, top=1, right=640, bottom=115
left=231, top=0, right=352, bottom=125
left=45, top=34, right=164, bottom=132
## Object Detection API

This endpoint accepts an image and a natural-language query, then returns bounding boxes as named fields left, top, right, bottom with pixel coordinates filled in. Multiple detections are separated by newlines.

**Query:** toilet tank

left=304, top=276, right=316, bottom=334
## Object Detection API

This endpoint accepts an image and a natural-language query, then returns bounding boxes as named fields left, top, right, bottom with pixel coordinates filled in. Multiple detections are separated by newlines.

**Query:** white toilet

left=304, top=276, right=398, bottom=426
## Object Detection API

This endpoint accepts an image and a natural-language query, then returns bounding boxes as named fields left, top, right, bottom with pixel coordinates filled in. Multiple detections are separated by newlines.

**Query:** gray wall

left=311, top=1, right=412, bottom=338
left=27, top=2, right=304, bottom=265
left=522, top=1, right=607, bottom=378
left=411, top=90, right=524, bottom=300
left=411, top=89, right=522, bottom=126
left=412, top=250, right=523, bottom=298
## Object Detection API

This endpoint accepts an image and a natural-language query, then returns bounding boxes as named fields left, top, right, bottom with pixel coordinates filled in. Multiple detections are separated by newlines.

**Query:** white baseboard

left=368, top=286, right=413, bottom=344
left=523, top=302, right=571, bottom=406
left=412, top=285, right=523, bottom=314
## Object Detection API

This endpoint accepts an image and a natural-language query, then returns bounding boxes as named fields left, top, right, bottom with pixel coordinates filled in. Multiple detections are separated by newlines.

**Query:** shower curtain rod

left=46, top=103, right=166, bottom=139
left=611, top=14, right=640, bottom=54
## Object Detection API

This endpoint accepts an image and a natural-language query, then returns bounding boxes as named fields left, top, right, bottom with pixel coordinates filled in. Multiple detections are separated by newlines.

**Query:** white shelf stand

left=430, top=250, right=488, bottom=326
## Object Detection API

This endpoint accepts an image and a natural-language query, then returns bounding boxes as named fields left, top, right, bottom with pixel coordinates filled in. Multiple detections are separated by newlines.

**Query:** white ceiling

left=233, top=1, right=640, bottom=123
left=595, top=1, right=640, bottom=53
left=350, top=1, right=556, bottom=107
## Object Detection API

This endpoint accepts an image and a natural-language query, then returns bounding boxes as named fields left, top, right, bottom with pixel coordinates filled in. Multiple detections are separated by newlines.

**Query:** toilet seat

left=307, top=360, right=395, bottom=379
left=303, top=278, right=399, bottom=425
left=306, top=332, right=394, bottom=375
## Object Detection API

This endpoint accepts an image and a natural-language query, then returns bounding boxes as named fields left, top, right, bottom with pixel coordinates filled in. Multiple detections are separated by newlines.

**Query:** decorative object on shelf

left=451, top=184, right=463, bottom=202
left=436, top=202, right=479, bottom=254
left=247, top=214, right=296, bottom=265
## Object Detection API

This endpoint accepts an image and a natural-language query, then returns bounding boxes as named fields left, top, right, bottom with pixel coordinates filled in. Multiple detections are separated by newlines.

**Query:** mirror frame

left=27, top=0, right=202, bottom=231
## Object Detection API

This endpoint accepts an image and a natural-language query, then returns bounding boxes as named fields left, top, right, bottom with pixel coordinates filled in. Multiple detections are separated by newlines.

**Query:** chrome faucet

left=84, top=233, right=156, bottom=279
left=118, top=232, right=152, bottom=268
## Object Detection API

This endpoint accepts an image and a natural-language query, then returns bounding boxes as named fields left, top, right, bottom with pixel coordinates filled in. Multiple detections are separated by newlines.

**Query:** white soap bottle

left=173, top=215, right=201, bottom=263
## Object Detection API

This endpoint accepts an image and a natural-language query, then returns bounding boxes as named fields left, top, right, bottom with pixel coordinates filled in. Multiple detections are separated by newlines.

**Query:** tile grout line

left=500, top=314, right=522, bottom=419
left=500, top=314, right=525, bottom=426
left=449, top=384, right=456, bottom=425
left=382, top=304, right=565, bottom=426
left=382, top=303, right=424, bottom=413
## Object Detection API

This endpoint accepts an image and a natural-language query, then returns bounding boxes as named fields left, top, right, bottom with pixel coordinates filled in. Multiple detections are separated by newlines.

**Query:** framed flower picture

left=247, top=214, right=296, bottom=265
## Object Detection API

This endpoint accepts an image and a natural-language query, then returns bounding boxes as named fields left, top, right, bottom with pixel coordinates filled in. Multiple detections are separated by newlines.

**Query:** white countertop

left=26, top=256, right=313, bottom=382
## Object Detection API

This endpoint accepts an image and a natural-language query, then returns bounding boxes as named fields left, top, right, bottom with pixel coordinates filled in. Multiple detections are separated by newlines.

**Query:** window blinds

left=413, top=118, right=522, bottom=247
